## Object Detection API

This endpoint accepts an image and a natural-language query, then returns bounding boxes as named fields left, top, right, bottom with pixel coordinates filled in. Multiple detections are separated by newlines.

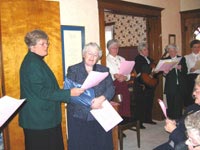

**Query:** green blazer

left=19, top=51, right=70, bottom=129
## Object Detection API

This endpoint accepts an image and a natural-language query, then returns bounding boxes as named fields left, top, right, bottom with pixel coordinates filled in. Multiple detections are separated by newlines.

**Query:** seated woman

left=184, top=110, right=200, bottom=150
left=153, top=75, right=200, bottom=150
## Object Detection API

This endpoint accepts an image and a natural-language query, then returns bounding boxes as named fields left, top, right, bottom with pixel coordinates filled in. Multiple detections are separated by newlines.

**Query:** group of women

left=19, top=29, right=200, bottom=150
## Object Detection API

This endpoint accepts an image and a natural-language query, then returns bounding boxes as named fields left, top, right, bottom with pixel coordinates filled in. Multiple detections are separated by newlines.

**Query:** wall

left=59, top=0, right=198, bottom=56
left=122, top=0, right=181, bottom=54
left=59, top=0, right=100, bottom=45
left=180, top=0, right=200, bottom=11
left=105, top=12, right=147, bottom=47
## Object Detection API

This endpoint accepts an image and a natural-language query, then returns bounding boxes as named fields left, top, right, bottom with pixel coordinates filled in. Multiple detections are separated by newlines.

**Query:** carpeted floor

left=123, top=120, right=169, bottom=150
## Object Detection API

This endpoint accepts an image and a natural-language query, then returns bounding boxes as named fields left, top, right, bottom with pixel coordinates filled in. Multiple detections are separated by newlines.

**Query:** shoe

left=140, top=124, right=146, bottom=129
left=122, top=133, right=126, bottom=138
left=144, top=121, right=157, bottom=125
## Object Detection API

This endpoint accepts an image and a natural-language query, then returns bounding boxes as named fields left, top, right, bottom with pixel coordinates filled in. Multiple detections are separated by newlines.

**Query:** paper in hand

left=81, top=71, right=109, bottom=89
left=0, top=96, right=25, bottom=127
left=194, top=60, right=200, bottom=69
left=158, top=99, right=168, bottom=118
left=118, top=60, right=135, bottom=75
left=90, top=100, right=123, bottom=132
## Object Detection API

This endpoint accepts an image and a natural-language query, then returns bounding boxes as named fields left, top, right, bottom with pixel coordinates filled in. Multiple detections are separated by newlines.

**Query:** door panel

left=0, top=1, right=67, bottom=149
left=181, top=9, right=200, bottom=55
left=185, top=18, right=200, bottom=54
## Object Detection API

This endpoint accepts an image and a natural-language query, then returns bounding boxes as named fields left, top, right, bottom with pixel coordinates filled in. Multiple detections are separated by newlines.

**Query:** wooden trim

left=180, top=9, right=200, bottom=55
left=180, top=9, right=200, bottom=19
left=98, top=0, right=163, bottom=17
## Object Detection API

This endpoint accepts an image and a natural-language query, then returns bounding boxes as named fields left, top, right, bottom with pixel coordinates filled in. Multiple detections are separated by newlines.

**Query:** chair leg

left=136, top=120, right=141, bottom=148
left=119, top=129, right=123, bottom=150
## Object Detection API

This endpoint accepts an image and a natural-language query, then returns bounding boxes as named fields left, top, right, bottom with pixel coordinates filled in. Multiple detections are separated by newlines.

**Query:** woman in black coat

left=163, top=44, right=188, bottom=119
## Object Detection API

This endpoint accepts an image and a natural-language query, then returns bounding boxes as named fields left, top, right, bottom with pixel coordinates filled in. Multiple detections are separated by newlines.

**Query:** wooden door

left=0, top=1, right=67, bottom=149
left=181, top=9, right=200, bottom=55
left=147, top=16, right=163, bottom=120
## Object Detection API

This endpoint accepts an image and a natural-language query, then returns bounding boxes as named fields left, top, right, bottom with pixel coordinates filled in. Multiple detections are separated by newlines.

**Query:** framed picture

left=61, top=25, right=85, bottom=79
left=168, top=34, right=176, bottom=45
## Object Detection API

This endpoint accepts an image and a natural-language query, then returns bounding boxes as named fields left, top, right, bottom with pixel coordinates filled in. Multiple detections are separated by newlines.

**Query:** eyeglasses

left=186, top=139, right=200, bottom=148
left=86, top=51, right=99, bottom=58
left=185, top=131, right=200, bottom=149
left=37, top=42, right=50, bottom=47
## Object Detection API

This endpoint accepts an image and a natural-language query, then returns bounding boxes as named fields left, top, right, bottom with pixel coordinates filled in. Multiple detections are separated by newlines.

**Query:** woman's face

left=108, top=44, right=119, bottom=57
left=83, top=47, right=99, bottom=67
left=31, top=39, right=49, bottom=56
left=186, top=130, right=200, bottom=150
left=168, top=48, right=177, bottom=58
left=192, top=43, right=200, bottom=54
left=193, top=85, right=200, bottom=105
left=140, top=48, right=149, bottom=57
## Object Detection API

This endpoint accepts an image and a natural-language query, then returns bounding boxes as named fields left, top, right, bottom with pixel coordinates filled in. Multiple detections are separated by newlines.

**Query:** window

left=105, top=23, right=114, bottom=55
left=194, top=27, right=200, bottom=40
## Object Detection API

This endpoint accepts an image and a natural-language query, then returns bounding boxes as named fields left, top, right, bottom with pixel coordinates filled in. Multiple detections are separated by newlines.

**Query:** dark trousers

left=166, top=86, right=183, bottom=119
left=185, top=74, right=198, bottom=107
left=23, top=124, right=64, bottom=150
left=133, top=81, right=155, bottom=123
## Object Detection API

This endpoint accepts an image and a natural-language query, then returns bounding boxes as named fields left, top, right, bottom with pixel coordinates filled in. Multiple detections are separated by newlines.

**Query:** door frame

left=97, top=0, right=164, bottom=120
left=181, top=9, right=200, bottom=55
left=97, top=0, right=163, bottom=65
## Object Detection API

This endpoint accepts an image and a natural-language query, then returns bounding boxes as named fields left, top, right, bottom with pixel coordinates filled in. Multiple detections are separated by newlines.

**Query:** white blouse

left=185, top=52, right=200, bottom=74
left=106, top=54, right=130, bottom=81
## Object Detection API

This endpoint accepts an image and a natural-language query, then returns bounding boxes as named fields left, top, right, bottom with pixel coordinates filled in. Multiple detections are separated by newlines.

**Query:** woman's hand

left=190, top=67, right=196, bottom=73
left=176, top=64, right=182, bottom=70
left=164, top=118, right=177, bottom=133
left=91, top=96, right=105, bottom=109
left=114, top=73, right=127, bottom=82
left=70, top=88, right=84, bottom=96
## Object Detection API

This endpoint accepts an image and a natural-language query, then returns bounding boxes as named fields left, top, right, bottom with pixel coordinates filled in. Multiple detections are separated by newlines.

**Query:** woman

left=133, top=42, right=157, bottom=129
left=19, top=29, right=84, bottom=150
left=185, top=110, right=200, bottom=150
left=153, top=75, right=200, bottom=150
left=106, top=39, right=131, bottom=117
left=67, top=42, right=115, bottom=150
left=163, top=44, right=188, bottom=119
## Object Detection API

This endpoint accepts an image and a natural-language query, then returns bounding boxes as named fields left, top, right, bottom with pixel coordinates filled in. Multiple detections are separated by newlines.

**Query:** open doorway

left=98, top=0, right=164, bottom=120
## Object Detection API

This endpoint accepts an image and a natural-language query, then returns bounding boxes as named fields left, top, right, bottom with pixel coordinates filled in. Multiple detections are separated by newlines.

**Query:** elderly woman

left=185, top=110, right=200, bottom=150
left=19, top=29, right=84, bottom=150
left=67, top=42, right=115, bottom=150
left=153, top=74, right=200, bottom=150
left=133, top=42, right=157, bottom=129
left=163, top=44, right=188, bottom=119
left=106, top=39, right=131, bottom=117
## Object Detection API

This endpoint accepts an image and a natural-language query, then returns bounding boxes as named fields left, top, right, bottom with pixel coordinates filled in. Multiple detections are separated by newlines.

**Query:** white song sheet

left=154, top=57, right=182, bottom=72
left=0, top=96, right=25, bottom=127
left=90, top=100, right=123, bottom=132
left=81, top=71, right=109, bottom=89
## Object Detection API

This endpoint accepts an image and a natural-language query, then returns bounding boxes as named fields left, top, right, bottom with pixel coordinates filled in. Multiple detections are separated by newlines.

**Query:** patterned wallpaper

left=105, top=12, right=147, bottom=47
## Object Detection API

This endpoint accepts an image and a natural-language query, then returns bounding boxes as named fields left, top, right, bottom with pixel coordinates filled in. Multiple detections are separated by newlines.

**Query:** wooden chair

left=114, top=94, right=140, bottom=150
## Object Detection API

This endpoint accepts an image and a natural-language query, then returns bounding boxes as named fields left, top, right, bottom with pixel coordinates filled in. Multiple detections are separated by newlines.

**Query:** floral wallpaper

left=105, top=12, right=147, bottom=47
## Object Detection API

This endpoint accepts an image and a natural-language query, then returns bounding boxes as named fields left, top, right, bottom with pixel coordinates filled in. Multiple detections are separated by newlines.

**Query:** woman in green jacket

left=19, top=29, right=84, bottom=150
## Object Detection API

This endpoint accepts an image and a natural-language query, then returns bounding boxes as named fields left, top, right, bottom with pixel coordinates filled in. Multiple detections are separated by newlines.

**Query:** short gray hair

left=24, top=29, right=48, bottom=49
left=138, top=42, right=147, bottom=52
left=185, top=110, right=200, bottom=134
left=165, top=44, right=178, bottom=52
left=195, top=75, right=200, bottom=87
left=82, top=42, right=102, bottom=58
left=107, top=39, right=119, bottom=50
